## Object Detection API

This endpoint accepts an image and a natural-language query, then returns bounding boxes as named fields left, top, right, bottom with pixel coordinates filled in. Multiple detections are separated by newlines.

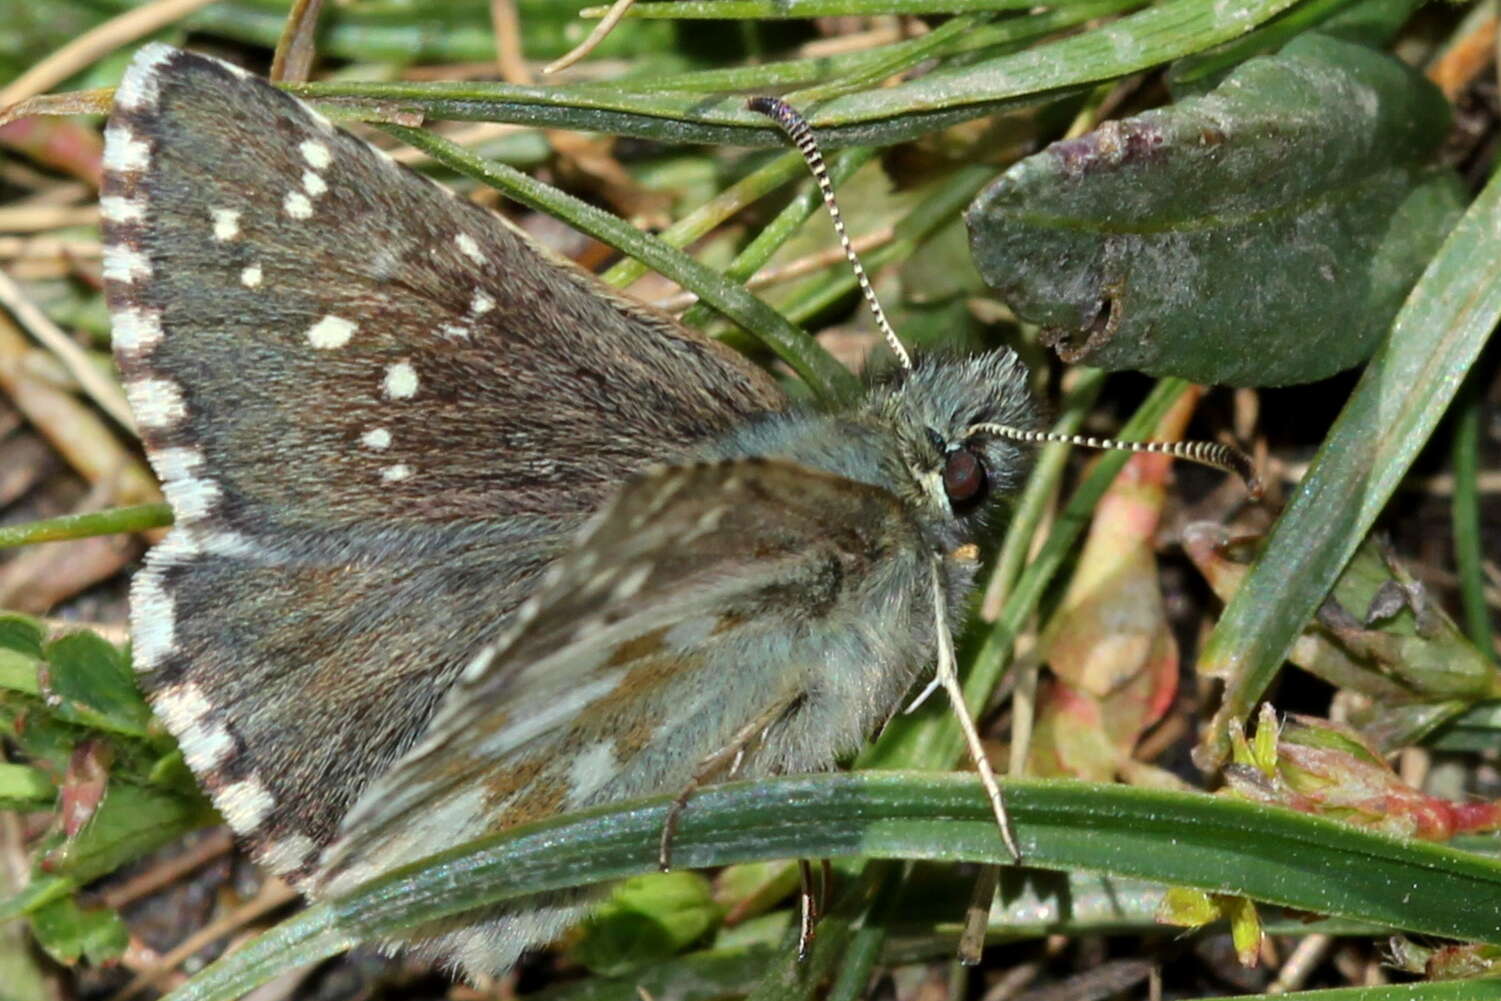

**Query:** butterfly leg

left=658, top=696, right=799, bottom=872
left=929, top=559, right=1022, bottom=862
left=794, top=857, right=834, bottom=961
left=958, top=862, right=1001, bottom=964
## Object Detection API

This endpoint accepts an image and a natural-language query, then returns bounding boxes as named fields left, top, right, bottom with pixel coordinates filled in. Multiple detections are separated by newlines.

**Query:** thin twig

left=269, top=0, right=326, bottom=83
left=490, top=0, right=533, bottom=84
left=0, top=0, right=219, bottom=111
left=0, top=237, right=101, bottom=261
left=387, top=122, right=528, bottom=166
left=96, top=829, right=235, bottom=910
left=110, top=879, right=299, bottom=1001
left=652, top=228, right=894, bottom=312
left=0, top=267, right=132, bottom=429
left=1268, top=933, right=1334, bottom=994
left=0, top=205, right=98, bottom=232
left=0, top=315, right=157, bottom=504
left=545, top=0, right=637, bottom=74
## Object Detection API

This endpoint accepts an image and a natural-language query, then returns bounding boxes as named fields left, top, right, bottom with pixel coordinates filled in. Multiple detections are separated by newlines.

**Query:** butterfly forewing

left=317, top=459, right=934, bottom=977
left=101, top=46, right=786, bottom=879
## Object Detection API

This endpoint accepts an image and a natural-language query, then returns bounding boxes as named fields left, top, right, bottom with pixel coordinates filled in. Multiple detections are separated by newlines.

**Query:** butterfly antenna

left=748, top=96, right=913, bottom=371
left=967, top=423, right=1263, bottom=499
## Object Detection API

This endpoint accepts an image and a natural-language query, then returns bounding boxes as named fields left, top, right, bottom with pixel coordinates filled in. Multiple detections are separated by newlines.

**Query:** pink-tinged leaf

left=1428, top=944, right=1501, bottom=979
left=1226, top=713, right=1501, bottom=841
left=58, top=739, right=109, bottom=840
left=1033, top=389, right=1200, bottom=778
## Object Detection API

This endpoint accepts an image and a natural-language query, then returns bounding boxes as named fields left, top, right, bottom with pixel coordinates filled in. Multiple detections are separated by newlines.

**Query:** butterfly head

left=865, top=349, right=1040, bottom=548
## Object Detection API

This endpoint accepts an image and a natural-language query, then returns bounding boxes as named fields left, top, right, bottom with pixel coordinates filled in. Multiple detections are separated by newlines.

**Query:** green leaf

left=1430, top=701, right=1501, bottom=753
left=1165, top=0, right=1421, bottom=96
left=0, top=763, right=55, bottom=811
left=27, top=895, right=127, bottom=967
left=965, top=32, right=1461, bottom=386
left=571, top=871, right=719, bottom=975
left=154, top=774, right=1501, bottom=1001
left=43, top=780, right=212, bottom=887
left=1323, top=540, right=1500, bottom=701
left=42, top=632, right=153, bottom=738
left=0, top=875, right=74, bottom=923
left=1196, top=131, right=1501, bottom=767
left=0, top=614, right=44, bottom=659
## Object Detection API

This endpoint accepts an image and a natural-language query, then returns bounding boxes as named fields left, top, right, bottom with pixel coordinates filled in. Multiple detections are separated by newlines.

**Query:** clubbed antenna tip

left=967, top=422, right=1262, bottom=498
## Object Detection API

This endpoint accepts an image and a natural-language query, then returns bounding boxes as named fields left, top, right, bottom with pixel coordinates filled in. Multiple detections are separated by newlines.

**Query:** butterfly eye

left=943, top=447, right=987, bottom=507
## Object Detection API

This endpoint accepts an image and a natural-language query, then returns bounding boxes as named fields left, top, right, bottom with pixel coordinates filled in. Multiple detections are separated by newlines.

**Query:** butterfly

left=101, top=44, right=1250, bottom=978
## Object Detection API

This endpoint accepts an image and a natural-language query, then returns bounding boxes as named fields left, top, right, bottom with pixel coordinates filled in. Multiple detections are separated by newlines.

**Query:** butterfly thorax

left=706, top=350, right=1039, bottom=558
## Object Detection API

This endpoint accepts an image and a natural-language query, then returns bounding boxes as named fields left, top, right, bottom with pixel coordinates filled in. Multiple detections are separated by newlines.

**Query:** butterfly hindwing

left=100, top=46, right=787, bottom=879
left=317, top=458, right=937, bottom=976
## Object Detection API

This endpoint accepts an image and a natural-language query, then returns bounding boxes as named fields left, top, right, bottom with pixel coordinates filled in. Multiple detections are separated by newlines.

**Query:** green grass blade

left=291, top=0, right=1302, bottom=148
left=1196, top=160, right=1501, bottom=767
left=0, top=504, right=171, bottom=550
left=159, top=774, right=1501, bottom=1001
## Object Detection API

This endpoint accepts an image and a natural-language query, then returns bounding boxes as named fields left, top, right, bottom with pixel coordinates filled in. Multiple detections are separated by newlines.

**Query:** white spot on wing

left=198, top=531, right=256, bottom=557
left=102, top=244, right=150, bottom=284
left=471, top=291, right=495, bottom=315
left=261, top=832, right=319, bottom=875
left=129, top=570, right=175, bottom=671
left=438, top=323, right=471, bottom=340
left=114, top=44, right=173, bottom=111
left=164, top=475, right=221, bottom=523
left=382, top=464, right=412, bottom=482
left=665, top=615, right=717, bottom=649
left=153, top=681, right=212, bottom=726
left=151, top=446, right=204, bottom=483
left=565, top=741, right=619, bottom=808
left=126, top=377, right=187, bottom=429
left=307, top=314, right=356, bottom=349
left=302, top=171, right=327, bottom=197
left=179, top=719, right=234, bottom=773
left=284, top=191, right=313, bottom=219
left=361, top=428, right=391, bottom=449
left=152, top=447, right=220, bottom=521
left=493, top=675, right=624, bottom=757
left=383, top=360, right=418, bottom=399
left=611, top=563, right=653, bottom=602
left=241, top=264, right=263, bottom=288
left=683, top=506, right=725, bottom=542
left=218, top=776, right=276, bottom=832
left=102, top=124, right=149, bottom=173
left=459, top=643, right=497, bottom=683
left=455, top=233, right=484, bottom=265
left=300, top=140, right=332, bottom=170
left=112, top=308, right=162, bottom=353
left=99, top=196, right=144, bottom=223
left=151, top=530, right=202, bottom=565
left=211, top=208, right=240, bottom=241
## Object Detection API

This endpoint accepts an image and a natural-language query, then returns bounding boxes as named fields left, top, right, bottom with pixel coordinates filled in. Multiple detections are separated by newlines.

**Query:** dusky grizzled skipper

left=102, top=44, right=1253, bottom=978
